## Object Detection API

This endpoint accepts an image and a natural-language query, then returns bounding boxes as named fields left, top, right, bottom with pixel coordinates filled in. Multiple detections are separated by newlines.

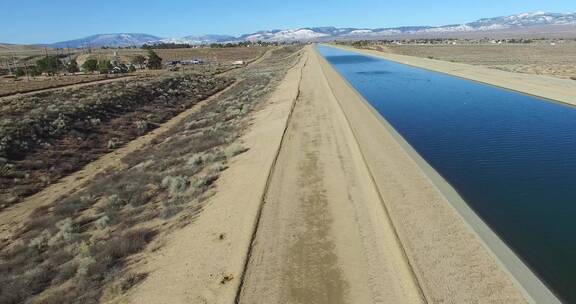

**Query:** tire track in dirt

left=237, top=46, right=424, bottom=304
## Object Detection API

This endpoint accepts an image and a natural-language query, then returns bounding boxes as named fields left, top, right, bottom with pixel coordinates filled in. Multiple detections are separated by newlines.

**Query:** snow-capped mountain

left=159, top=34, right=236, bottom=45
left=228, top=12, right=576, bottom=41
left=36, top=12, right=576, bottom=48
left=469, top=11, right=576, bottom=28
left=47, top=33, right=162, bottom=48
left=239, top=28, right=330, bottom=42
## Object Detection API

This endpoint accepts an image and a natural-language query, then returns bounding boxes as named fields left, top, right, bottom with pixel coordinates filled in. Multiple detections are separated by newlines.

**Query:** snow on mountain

left=158, top=34, right=236, bottom=45
left=241, top=29, right=329, bottom=41
left=468, top=12, right=576, bottom=28
left=37, top=12, right=576, bottom=48
left=48, top=33, right=162, bottom=48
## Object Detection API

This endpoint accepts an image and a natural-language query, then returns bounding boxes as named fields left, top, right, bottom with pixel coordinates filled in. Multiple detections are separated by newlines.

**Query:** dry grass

left=0, top=45, right=302, bottom=303
left=0, top=72, right=233, bottom=208
left=90, top=46, right=269, bottom=65
left=0, top=74, right=131, bottom=97
left=381, top=41, right=576, bottom=79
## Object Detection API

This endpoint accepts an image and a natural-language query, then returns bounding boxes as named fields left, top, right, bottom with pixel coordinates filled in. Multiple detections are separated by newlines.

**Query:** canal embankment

left=316, top=46, right=558, bottom=303
left=334, top=45, right=576, bottom=108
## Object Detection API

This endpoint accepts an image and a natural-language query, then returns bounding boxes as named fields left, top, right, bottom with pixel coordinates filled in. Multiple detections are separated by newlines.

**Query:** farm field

left=0, top=46, right=269, bottom=97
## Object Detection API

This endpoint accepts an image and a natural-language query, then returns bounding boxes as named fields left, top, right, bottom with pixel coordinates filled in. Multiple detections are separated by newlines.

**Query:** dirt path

left=0, top=75, right=137, bottom=101
left=0, top=48, right=278, bottom=240
left=119, top=49, right=307, bottom=304
left=0, top=80, right=238, bottom=240
left=335, top=45, right=576, bottom=107
left=237, top=46, right=424, bottom=304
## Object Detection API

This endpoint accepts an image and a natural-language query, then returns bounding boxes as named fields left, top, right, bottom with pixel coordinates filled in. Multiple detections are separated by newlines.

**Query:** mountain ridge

left=14, top=12, right=576, bottom=47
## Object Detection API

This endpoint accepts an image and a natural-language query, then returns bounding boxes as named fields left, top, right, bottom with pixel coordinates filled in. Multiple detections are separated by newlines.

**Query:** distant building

left=181, top=59, right=203, bottom=65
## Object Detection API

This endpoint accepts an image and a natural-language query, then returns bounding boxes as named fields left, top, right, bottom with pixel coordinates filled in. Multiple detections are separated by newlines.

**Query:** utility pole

left=24, top=62, right=30, bottom=80
left=6, top=58, right=12, bottom=75
left=11, top=54, right=17, bottom=75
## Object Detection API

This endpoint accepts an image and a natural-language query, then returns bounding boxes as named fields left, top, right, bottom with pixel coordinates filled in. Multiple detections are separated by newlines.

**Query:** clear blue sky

left=1, top=0, right=574, bottom=44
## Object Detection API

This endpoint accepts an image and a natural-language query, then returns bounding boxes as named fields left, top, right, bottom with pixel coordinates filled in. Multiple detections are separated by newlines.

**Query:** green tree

left=148, top=50, right=162, bottom=70
left=29, top=66, right=41, bottom=77
left=98, top=60, right=112, bottom=74
left=36, top=56, right=60, bottom=75
left=82, top=58, right=99, bottom=73
left=67, top=59, right=80, bottom=73
left=128, top=65, right=137, bottom=73
left=14, top=67, right=25, bottom=78
left=131, top=55, right=146, bottom=69
left=146, top=50, right=162, bottom=69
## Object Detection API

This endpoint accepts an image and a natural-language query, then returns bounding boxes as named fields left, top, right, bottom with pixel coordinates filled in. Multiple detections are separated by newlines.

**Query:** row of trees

left=81, top=49, right=162, bottom=74
left=12, top=49, right=163, bottom=78
left=13, top=56, right=80, bottom=78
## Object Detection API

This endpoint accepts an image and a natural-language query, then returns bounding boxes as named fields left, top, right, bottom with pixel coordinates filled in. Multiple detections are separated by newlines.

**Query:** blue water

left=317, top=45, right=576, bottom=302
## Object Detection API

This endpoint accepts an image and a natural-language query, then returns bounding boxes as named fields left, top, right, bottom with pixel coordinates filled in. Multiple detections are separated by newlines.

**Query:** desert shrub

left=52, top=261, right=78, bottom=285
left=161, top=176, right=189, bottom=197
left=47, top=218, right=78, bottom=246
left=191, top=171, right=219, bottom=195
left=134, top=120, right=148, bottom=135
left=161, top=201, right=184, bottom=219
left=107, top=138, right=121, bottom=149
left=120, top=272, right=148, bottom=292
left=225, top=144, right=248, bottom=159
left=104, top=194, right=122, bottom=211
left=54, top=195, right=93, bottom=217
left=29, top=229, right=52, bottom=251
left=95, top=215, right=110, bottom=230
left=92, top=228, right=156, bottom=268
left=76, top=255, right=96, bottom=277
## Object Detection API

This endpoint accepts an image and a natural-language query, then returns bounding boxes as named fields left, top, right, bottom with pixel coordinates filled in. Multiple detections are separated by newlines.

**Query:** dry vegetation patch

left=384, top=41, right=576, bottom=79
left=0, top=73, right=233, bottom=208
left=0, top=46, right=302, bottom=304
left=0, top=74, right=130, bottom=97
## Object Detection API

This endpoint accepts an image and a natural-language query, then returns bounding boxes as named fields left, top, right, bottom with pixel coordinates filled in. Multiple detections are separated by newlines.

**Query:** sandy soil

left=238, top=46, right=424, bottom=304
left=344, top=45, right=576, bottom=107
left=118, top=49, right=306, bottom=304
left=383, top=42, right=576, bottom=80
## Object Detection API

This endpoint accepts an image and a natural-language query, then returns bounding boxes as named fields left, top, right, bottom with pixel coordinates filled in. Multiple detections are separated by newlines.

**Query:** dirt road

left=237, top=46, right=425, bottom=304
left=337, top=45, right=576, bottom=107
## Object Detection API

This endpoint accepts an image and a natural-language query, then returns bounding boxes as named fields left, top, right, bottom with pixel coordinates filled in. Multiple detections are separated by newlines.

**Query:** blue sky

left=0, top=0, right=574, bottom=44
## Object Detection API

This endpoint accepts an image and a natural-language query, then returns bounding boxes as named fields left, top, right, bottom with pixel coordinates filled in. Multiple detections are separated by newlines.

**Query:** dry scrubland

left=0, top=74, right=132, bottom=98
left=0, top=46, right=269, bottom=97
left=0, top=46, right=301, bottom=304
left=0, top=73, right=232, bottom=207
left=379, top=41, right=576, bottom=79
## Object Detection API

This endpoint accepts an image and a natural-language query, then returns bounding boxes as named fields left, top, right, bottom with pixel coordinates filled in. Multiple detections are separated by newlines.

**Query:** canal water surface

left=317, top=45, right=576, bottom=302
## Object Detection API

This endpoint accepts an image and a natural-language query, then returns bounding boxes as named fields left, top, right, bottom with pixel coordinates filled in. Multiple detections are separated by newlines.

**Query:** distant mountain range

left=26, top=12, right=576, bottom=48
left=48, top=33, right=162, bottom=48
